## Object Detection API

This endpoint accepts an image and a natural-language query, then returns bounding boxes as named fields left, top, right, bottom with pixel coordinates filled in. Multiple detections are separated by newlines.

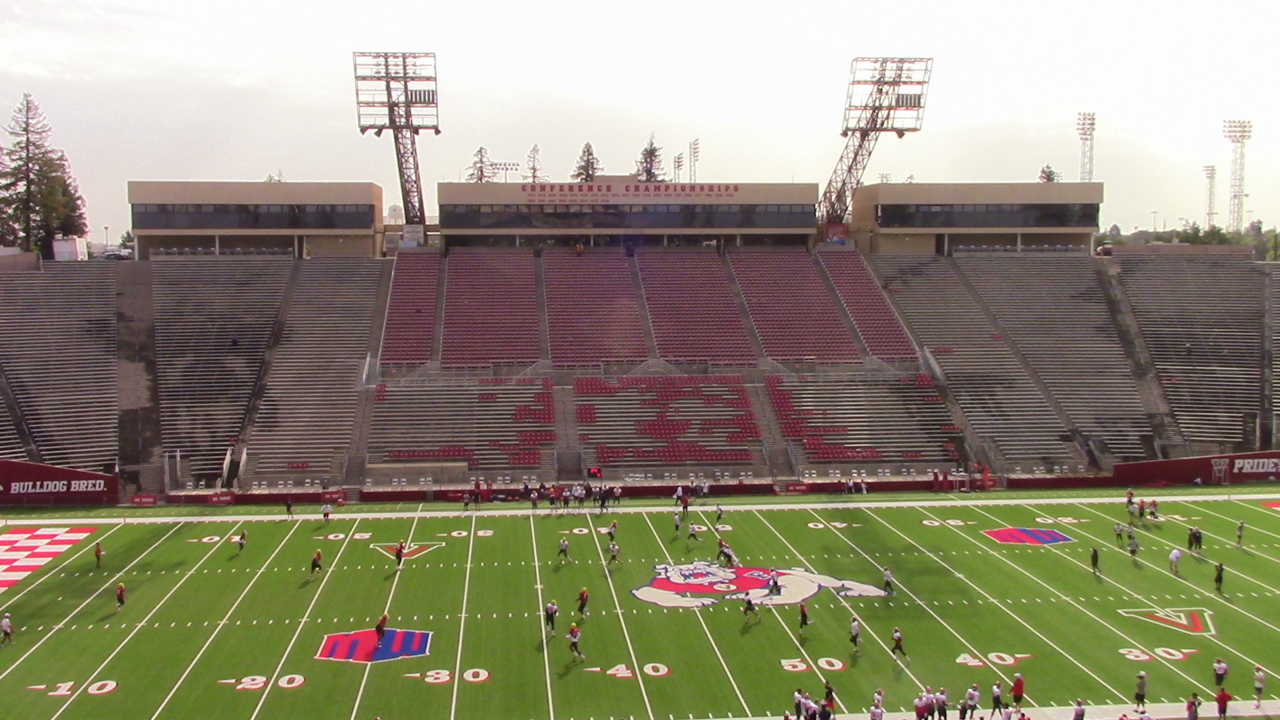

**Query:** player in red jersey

left=94, top=542, right=104, bottom=568
left=395, top=540, right=406, bottom=570
left=115, top=583, right=126, bottom=611
left=375, top=612, right=388, bottom=647
left=798, top=602, right=810, bottom=635
left=1010, top=674, right=1025, bottom=712
left=577, top=587, right=590, bottom=617
left=567, top=623, right=584, bottom=660
left=310, top=549, right=323, bottom=577
left=237, top=530, right=247, bottom=554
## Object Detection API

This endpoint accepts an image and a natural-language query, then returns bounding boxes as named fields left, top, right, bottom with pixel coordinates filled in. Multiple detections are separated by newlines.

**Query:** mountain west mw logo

left=1211, top=458, right=1231, bottom=485
left=983, top=528, right=1075, bottom=546
left=631, top=562, right=884, bottom=608
left=1118, top=608, right=1216, bottom=636
left=316, top=628, right=432, bottom=664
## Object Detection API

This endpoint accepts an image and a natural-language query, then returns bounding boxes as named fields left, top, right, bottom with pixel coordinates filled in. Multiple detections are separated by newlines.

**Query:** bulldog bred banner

left=0, top=460, right=118, bottom=506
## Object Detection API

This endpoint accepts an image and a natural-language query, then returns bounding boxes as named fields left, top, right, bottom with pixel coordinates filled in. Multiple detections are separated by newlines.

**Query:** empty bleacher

left=0, top=405, right=24, bottom=462
left=872, top=255, right=1075, bottom=466
left=1115, top=251, right=1263, bottom=443
left=367, top=378, right=556, bottom=473
left=152, top=257, right=293, bottom=478
left=636, top=249, right=756, bottom=364
left=957, top=255, right=1153, bottom=460
left=818, top=250, right=917, bottom=361
left=728, top=249, right=860, bottom=363
left=543, top=249, right=649, bottom=365
left=766, top=374, right=958, bottom=466
left=440, top=249, right=541, bottom=367
left=575, top=376, right=763, bottom=467
left=244, top=259, right=384, bottom=477
left=381, top=251, right=440, bottom=365
left=0, top=263, right=118, bottom=470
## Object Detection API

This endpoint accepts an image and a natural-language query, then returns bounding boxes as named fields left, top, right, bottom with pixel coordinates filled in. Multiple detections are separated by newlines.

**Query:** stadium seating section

left=381, top=251, right=439, bottom=365
left=635, top=249, right=757, bottom=364
left=817, top=250, right=917, bottom=361
left=367, top=378, right=556, bottom=471
left=956, top=255, right=1154, bottom=460
left=728, top=249, right=860, bottom=363
left=575, top=376, right=762, bottom=467
left=243, top=259, right=384, bottom=476
left=1116, top=253, right=1263, bottom=443
left=152, top=257, right=293, bottom=478
left=0, top=262, right=118, bottom=471
left=543, top=249, right=649, bottom=365
left=440, top=249, right=542, bottom=367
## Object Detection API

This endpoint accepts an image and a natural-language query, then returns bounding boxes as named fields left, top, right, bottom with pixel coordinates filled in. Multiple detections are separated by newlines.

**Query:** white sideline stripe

left=148, top=520, right=302, bottom=720
left=637, top=512, right=751, bottom=716
left=671, top=700, right=1280, bottom=720
left=50, top=521, right=245, bottom=720
left=529, top=514, right=556, bottom=720
left=918, top=506, right=1210, bottom=694
left=750, top=509, right=917, bottom=709
left=805, top=508, right=1028, bottom=696
left=854, top=507, right=1126, bottom=700
left=1231, top=497, right=1280, bottom=530
left=350, top=507, right=424, bottom=720
left=36, top=491, right=1280, bottom=526
left=1062, top=504, right=1279, bottom=676
left=248, top=519, right=363, bottom=720
left=0, top=523, right=122, bottom=605
left=588, top=512, right=656, bottom=720
left=448, top=515, right=478, bottom=720
left=0, top=522, right=184, bottom=682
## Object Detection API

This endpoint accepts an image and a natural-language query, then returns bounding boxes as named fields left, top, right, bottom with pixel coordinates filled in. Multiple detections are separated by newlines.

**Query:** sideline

left=21, top=492, right=1280, bottom=527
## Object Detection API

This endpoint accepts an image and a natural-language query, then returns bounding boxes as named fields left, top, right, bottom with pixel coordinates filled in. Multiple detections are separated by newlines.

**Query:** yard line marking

left=50, top=521, right=245, bottom=720
left=1072, top=503, right=1280, bottom=635
left=0, top=523, right=123, bottom=605
left=638, top=513, right=751, bottom=716
left=1052, top=504, right=1280, bottom=677
left=918, top=507, right=1210, bottom=694
left=448, top=514, right=479, bottom=720
left=846, top=508, right=1125, bottom=701
left=749, top=509, right=918, bottom=705
left=0, top=522, right=184, bottom=682
left=148, top=520, right=302, bottom=720
left=747, top=512, right=885, bottom=707
left=350, top=507, right=424, bottom=720
left=248, top=519, right=363, bottom=720
left=587, top=514, right=655, bottom=720
left=806, top=509, right=1037, bottom=698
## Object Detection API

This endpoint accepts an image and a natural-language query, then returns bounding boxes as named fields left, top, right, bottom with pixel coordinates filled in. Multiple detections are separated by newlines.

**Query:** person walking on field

left=1010, top=674, right=1025, bottom=712
left=1214, top=687, right=1231, bottom=720
left=95, top=542, right=104, bottom=569
left=1134, top=672, right=1148, bottom=713
left=1186, top=693, right=1202, bottom=720
left=0, top=612, right=13, bottom=646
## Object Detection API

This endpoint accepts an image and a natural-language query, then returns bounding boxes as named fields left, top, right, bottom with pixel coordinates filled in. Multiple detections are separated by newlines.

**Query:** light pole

left=103, top=225, right=109, bottom=257
left=492, top=162, right=519, bottom=182
left=1150, top=211, right=1158, bottom=232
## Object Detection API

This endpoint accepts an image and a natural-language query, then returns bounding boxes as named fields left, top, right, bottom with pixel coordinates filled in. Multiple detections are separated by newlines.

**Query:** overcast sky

left=1, top=0, right=1276, bottom=243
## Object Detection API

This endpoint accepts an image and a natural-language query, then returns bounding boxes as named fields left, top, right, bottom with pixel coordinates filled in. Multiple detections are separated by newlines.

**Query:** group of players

left=1098, top=491, right=1242, bottom=595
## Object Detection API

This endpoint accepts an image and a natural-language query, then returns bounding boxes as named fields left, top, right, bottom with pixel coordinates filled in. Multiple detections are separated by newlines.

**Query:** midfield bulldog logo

left=632, top=562, right=884, bottom=608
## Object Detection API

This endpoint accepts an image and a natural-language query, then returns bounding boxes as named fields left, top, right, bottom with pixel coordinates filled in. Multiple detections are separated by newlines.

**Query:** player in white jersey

left=1236, top=521, right=1245, bottom=548
left=557, top=537, right=573, bottom=563
left=1255, top=666, right=1266, bottom=709
left=1071, top=699, right=1085, bottom=720
left=935, top=688, right=949, bottom=720
left=882, top=567, right=894, bottom=594
left=872, top=689, right=884, bottom=708
left=961, top=685, right=979, bottom=720
left=849, top=615, right=861, bottom=650
left=923, top=687, right=937, bottom=720
left=869, top=702, right=885, bottom=720
left=1000, top=704, right=1015, bottom=720
left=1169, top=548, right=1182, bottom=573
left=0, top=612, right=12, bottom=646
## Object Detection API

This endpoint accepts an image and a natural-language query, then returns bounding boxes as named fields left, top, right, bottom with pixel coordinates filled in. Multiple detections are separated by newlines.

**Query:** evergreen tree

left=635, top=134, right=666, bottom=183
left=571, top=142, right=603, bottom=182
left=0, top=93, right=87, bottom=257
left=1038, top=164, right=1060, bottom=183
left=466, top=146, right=496, bottom=183
left=523, top=144, right=546, bottom=183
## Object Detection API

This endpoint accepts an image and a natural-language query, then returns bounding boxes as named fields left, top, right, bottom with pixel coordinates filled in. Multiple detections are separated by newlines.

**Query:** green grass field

left=3, top=491, right=1280, bottom=720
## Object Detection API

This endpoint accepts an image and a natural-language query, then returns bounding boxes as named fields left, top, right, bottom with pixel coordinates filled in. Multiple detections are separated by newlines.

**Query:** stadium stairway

left=114, top=260, right=164, bottom=495
left=1268, top=264, right=1278, bottom=448
left=0, top=363, right=36, bottom=463
left=719, top=252, right=768, bottom=361
left=625, top=254, right=661, bottom=358
left=342, top=259, right=395, bottom=485
left=1094, top=257, right=1187, bottom=455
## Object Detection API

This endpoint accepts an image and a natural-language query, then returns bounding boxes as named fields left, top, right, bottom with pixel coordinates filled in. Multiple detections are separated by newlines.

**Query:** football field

left=3, top=491, right=1280, bottom=720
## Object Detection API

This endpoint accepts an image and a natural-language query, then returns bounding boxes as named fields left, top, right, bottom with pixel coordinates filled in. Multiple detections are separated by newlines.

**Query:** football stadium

left=0, top=48, right=1278, bottom=720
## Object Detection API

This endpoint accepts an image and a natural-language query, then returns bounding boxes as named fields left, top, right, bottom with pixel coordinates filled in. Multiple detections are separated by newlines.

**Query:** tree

left=571, top=142, right=603, bottom=183
left=1173, top=223, right=1233, bottom=245
left=635, top=134, right=666, bottom=183
left=1038, top=164, right=1060, bottom=183
left=119, top=230, right=136, bottom=251
left=466, top=146, right=496, bottom=183
left=0, top=93, right=86, bottom=257
left=523, top=144, right=546, bottom=184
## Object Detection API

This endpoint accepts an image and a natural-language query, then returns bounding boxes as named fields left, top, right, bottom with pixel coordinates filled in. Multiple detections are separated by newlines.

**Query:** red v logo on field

left=1117, top=607, right=1216, bottom=635
left=371, top=542, right=445, bottom=560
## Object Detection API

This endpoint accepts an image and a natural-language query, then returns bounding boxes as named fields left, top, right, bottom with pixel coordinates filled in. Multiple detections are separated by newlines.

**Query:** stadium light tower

left=1076, top=112, right=1096, bottom=182
left=1203, top=165, right=1217, bottom=229
left=1223, top=119, right=1251, bottom=233
left=353, top=52, right=441, bottom=236
left=819, top=57, right=932, bottom=225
